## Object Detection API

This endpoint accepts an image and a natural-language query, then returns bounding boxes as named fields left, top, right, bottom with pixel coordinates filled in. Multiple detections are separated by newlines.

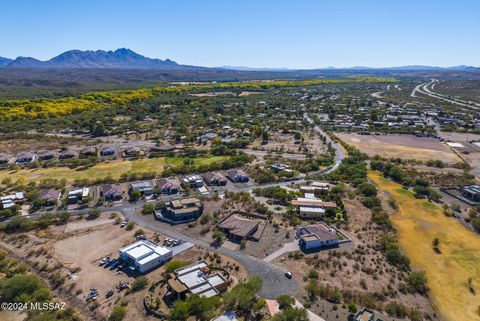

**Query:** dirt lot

left=250, top=130, right=328, bottom=155
left=0, top=212, right=247, bottom=321
left=439, top=131, right=480, bottom=177
left=337, top=133, right=462, bottom=163
left=274, top=196, right=439, bottom=321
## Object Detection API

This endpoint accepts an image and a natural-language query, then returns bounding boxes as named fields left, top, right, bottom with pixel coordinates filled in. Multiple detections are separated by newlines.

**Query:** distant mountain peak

left=4, top=48, right=181, bottom=69
left=0, top=56, right=13, bottom=66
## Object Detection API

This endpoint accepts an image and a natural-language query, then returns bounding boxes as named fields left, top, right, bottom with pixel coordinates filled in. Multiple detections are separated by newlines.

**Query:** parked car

left=99, top=257, right=110, bottom=266
left=173, top=239, right=182, bottom=246
left=285, top=272, right=293, bottom=279
left=106, top=289, right=114, bottom=298
left=104, top=259, right=116, bottom=268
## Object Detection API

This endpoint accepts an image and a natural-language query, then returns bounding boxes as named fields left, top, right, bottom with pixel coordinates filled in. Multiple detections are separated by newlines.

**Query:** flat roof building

left=292, top=194, right=336, bottom=219
left=68, top=187, right=89, bottom=204
left=461, top=185, right=480, bottom=202
left=0, top=192, right=25, bottom=209
left=119, top=240, right=172, bottom=273
left=130, top=181, right=154, bottom=195
left=167, top=261, right=229, bottom=298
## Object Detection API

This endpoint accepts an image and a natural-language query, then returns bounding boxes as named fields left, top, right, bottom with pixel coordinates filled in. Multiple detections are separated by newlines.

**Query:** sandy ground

left=337, top=133, right=462, bottom=163
left=250, top=130, right=328, bottom=155
left=0, top=212, right=247, bottom=321
left=439, top=131, right=480, bottom=177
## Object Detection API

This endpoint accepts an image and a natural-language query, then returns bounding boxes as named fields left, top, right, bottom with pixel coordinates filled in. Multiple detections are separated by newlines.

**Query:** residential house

left=461, top=185, right=480, bottom=202
left=15, top=153, right=36, bottom=164
left=167, top=261, right=229, bottom=298
left=38, top=151, right=56, bottom=161
left=0, top=155, right=9, bottom=164
left=157, top=198, right=203, bottom=222
left=291, top=194, right=336, bottom=219
left=0, top=192, right=25, bottom=210
left=100, top=147, right=116, bottom=156
left=68, top=188, right=90, bottom=204
left=226, top=169, right=249, bottom=183
left=296, top=223, right=339, bottom=250
left=156, top=178, right=180, bottom=194
left=217, top=214, right=259, bottom=240
left=80, top=147, right=97, bottom=158
left=101, top=184, right=124, bottom=201
left=182, top=175, right=204, bottom=188
left=130, top=181, right=154, bottom=196
left=39, top=189, right=61, bottom=206
left=300, top=182, right=330, bottom=193
left=203, top=172, right=227, bottom=186
left=59, top=150, right=78, bottom=159
left=124, top=146, right=143, bottom=157
left=150, top=144, right=175, bottom=153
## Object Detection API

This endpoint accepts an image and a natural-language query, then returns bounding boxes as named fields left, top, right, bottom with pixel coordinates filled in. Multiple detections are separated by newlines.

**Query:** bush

left=406, top=271, right=428, bottom=295
left=130, top=276, right=148, bottom=292
left=134, top=229, right=144, bottom=237
left=142, top=204, right=155, bottom=215
left=276, top=294, right=295, bottom=310
left=165, top=260, right=192, bottom=273
left=347, top=303, right=357, bottom=313
left=308, top=270, right=319, bottom=279
left=125, top=221, right=135, bottom=231
left=109, top=306, right=127, bottom=321
left=385, top=301, right=408, bottom=318
left=86, top=209, right=100, bottom=220
left=240, top=240, right=246, bottom=250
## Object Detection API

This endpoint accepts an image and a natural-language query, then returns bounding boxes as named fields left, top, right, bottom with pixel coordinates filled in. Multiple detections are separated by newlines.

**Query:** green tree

left=272, top=307, right=309, bottom=321
left=168, top=301, right=190, bottom=321
left=186, top=294, right=220, bottom=321
left=276, top=294, right=295, bottom=310
left=212, top=229, right=226, bottom=244
left=0, top=274, right=45, bottom=303
left=142, top=204, right=155, bottom=215
left=130, top=276, right=148, bottom=292
left=406, top=271, right=428, bottom=295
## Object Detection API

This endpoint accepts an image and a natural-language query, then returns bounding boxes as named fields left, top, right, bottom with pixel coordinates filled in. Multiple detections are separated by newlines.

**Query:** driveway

left=263, top=241, right=300, bottom=262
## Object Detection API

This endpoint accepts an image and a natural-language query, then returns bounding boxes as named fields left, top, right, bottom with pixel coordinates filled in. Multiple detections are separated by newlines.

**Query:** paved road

left=122, top=208, right=298, bottom=299
left=52, top=203, right=298, bottom=298
left=413, top=79, right=480, bottom=110
left=304, top=113, right=346, bottom=174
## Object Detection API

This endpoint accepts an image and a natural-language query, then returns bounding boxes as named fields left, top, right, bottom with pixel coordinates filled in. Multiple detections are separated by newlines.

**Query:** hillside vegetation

left=0, top=77, right=395, bottom=121
left=369, top=171, right=480, bottom=321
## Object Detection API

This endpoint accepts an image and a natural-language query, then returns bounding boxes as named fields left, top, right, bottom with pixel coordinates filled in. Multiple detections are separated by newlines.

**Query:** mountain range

left=0, top=48, right=186, bottom=69
left=0, top=48, right=478, bottom=71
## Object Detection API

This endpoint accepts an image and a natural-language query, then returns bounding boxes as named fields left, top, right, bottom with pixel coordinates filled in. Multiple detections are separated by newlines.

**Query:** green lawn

left=0, top=155, right=229, bottom=183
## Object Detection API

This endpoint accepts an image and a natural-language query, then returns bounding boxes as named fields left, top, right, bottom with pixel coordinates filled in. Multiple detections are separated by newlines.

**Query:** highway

left=412, top=79, right=480, bottom=110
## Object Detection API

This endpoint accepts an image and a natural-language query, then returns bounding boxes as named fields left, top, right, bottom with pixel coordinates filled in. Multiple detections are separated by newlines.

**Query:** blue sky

left=1, top=0, right=479, bottom=68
